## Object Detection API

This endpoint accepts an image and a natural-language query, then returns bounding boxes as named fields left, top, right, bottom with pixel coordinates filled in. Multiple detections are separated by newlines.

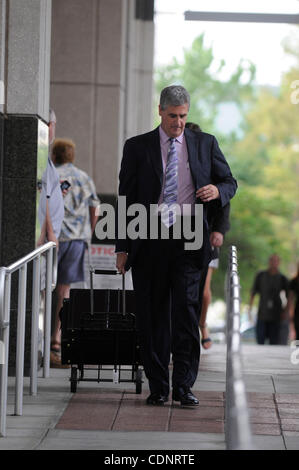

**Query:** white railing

left=225, top=246, right=253, bottom=450
left=0, top=242, right=57, bottom=437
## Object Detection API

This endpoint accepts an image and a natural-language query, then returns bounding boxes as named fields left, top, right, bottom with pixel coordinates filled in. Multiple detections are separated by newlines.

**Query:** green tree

left=154, top=34, right=256, bottom=139
left=153, top=33, right=299, bottom=305
left=215, top=62, right=299, bottom=304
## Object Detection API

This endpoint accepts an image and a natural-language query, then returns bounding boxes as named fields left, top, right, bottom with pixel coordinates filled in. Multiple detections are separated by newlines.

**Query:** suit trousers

left=131, top=237, right=204, bottom=397
left=255, top=319, right=280, bottom=345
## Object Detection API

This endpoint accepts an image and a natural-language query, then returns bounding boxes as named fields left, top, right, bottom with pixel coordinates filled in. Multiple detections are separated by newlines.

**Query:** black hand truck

left=60, top=269, right=143, bottom=394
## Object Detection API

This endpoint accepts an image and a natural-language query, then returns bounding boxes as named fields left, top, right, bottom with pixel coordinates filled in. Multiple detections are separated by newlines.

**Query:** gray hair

left=159, top=85, right=190, bottom=110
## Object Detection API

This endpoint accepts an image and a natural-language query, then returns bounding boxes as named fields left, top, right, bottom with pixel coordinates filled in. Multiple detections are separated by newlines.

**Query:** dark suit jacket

left=116, top=126, right=237, bottom=269
left=207, top=200, right=230, bottom=235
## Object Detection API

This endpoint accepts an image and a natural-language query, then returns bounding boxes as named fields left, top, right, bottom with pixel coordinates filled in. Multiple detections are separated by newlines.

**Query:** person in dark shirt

left=248, top=254, right=289, bottom=345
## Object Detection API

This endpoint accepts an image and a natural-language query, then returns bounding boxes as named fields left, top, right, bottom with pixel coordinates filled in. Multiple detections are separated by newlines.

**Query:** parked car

left=240, top=321, right=255, bottom=343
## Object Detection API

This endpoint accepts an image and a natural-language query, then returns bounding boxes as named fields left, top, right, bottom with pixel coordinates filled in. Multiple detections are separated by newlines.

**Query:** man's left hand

left=210, top=231, right=223, bottom=248
left=196, top=184, right=219, bottom=202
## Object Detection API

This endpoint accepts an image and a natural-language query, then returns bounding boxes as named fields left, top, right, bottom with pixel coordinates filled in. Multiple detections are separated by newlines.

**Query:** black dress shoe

left=146, top=392, right=168, bottom=406
left=172, top=388, right=199, bottom=407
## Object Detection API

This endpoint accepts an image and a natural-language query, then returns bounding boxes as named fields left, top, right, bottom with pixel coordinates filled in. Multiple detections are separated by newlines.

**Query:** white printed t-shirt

left=55, top=163, right=99, bottom=242
left=38, top=156, right=64, bottom=239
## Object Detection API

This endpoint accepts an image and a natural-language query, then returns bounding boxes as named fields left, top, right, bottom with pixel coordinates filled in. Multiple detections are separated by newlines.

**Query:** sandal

left=199, top=323, right=212, bottom=350
left=50, top=351, right=70, bottom=369
left=50, top=341, right=61, bottom=354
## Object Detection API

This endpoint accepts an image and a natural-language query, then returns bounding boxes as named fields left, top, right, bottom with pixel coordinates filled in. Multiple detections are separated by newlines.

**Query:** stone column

left=0, top=0, right=6, bottom=246
left=50, top=0, right=127, bottom=199
left=0, top=0, right=52, bottom=372
left=50, top=0, right=155, bottom=200
left=125, top=0, right=155, bottom=140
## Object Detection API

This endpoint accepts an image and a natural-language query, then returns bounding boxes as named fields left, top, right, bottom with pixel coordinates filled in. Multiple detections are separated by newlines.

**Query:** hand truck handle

left=89, top=268, right=126, bottom=316
left=93, top=269, right=118, bottom=275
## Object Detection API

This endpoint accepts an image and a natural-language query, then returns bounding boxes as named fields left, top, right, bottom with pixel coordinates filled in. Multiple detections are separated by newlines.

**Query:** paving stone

left=247, top=400, right=276, bottom=409
left=113, top=422, right=168, bottom=431
left=0, top=437, right=42, bottom=450
left=193, top=400, right=224, bottom=407
left=6, top=403, right=67, bottom=417
left=6, top=415, right=58, bottom=429
left=272, top=374, right=299, bottom=393
left=248, top=407, right=279, bottom=424
left=36, top=430, right=226, bottom=450
left=275, top=393, right=299, bottom=404
left=284, top=436, right=299, bottom=450
left=169, top=420, right=224, bottom=433
left=250, top=423, right=281, bottom=436
left=171, top=406, right=224, bottom=420
left=282, top=430, right=299, bottom=437
left=197, top=391, right=224, bottom=400
left=244, top=376, right=275, bottom=393
left=56, top=395, right=119, bottom=430
left=277, top=405, right=299, bottom=419
left=281, top=418, right=299, bottom=432
left=246, top=392, right=275, bottom=401
left=252, top=435, right=286, bottom=450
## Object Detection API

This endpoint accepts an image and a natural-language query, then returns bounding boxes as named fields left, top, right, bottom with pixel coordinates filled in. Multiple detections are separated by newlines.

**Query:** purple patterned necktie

left=162, top=138, right=178, bottom=227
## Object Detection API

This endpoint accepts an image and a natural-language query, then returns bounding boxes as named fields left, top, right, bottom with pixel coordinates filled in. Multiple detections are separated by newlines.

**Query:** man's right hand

left=116, top=252, right=128, bottom=274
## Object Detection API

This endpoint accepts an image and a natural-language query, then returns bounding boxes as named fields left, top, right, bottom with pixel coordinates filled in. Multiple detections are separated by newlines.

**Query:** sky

left=153, top=0, right=299, bottom=86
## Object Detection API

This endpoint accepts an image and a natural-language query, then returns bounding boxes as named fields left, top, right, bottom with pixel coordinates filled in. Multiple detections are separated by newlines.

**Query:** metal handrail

left=0, top=242, right=57, bottom=437
left=225, top=246, right=253, bottom=450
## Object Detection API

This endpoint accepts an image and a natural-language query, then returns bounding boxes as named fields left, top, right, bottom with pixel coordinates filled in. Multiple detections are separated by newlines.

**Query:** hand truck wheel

left=135, top=368, right=143, bottom=394
left=70, top=366, right=78, bottom=393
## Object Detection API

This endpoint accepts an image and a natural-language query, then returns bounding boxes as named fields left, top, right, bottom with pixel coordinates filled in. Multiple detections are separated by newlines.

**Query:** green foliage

left=154, top=34, right=256, bottom=136
left=154, top=32, right=299, bottom=303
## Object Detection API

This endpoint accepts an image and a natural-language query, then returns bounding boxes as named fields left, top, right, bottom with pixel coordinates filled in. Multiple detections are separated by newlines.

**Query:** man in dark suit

left=116, top=85, right=237, bottom=407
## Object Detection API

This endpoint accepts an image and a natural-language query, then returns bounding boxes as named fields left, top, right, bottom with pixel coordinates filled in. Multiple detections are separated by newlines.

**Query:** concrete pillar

left=94, top=0, right=128, bottom=196
left=125, top=0, right=155, bottom=139
left=6, top=0, right=51, bottom=118
left=0, top=0, right=5, bottom=115
left=0, top=2, right=6, bottom=249
left=0, top=0, right=52, bottom=372
left=51, top=0, right=155, bottom=200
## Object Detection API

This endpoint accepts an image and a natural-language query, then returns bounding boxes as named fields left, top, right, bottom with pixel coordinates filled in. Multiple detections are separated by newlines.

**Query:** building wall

left=50, top=0, right=155, bottom=197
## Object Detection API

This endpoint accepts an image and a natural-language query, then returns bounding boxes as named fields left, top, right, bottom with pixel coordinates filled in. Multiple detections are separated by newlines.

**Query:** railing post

left=15, top=264, right=27, bottom=416
left=0, top=242, right=57, bottom=437
left=30, top=256, right=41, bottom=396
left=0, top=268, right=10, bottom=437
left=225, top=246, right=253, bottom=450
left=43, top=247, right=53, bottom=378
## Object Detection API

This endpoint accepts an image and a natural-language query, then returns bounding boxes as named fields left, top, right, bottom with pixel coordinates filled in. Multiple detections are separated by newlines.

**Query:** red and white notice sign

left=71, top=244, right=133, bottom=290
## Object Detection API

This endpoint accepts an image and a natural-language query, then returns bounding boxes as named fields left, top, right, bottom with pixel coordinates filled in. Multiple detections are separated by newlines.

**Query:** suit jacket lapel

left=148, top=127, right=163, bottom=187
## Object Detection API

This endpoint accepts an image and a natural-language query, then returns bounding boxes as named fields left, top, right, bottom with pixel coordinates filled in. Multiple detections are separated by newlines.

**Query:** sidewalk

left=1, top=343, right=299, bottom=450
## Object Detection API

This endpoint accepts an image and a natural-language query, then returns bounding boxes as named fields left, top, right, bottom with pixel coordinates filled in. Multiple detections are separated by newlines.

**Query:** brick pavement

left=55, top=386, right=299, bottom=438
left=56, top=389, right=225, bottom=433
left=1, top=343, right=299, bottom=450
